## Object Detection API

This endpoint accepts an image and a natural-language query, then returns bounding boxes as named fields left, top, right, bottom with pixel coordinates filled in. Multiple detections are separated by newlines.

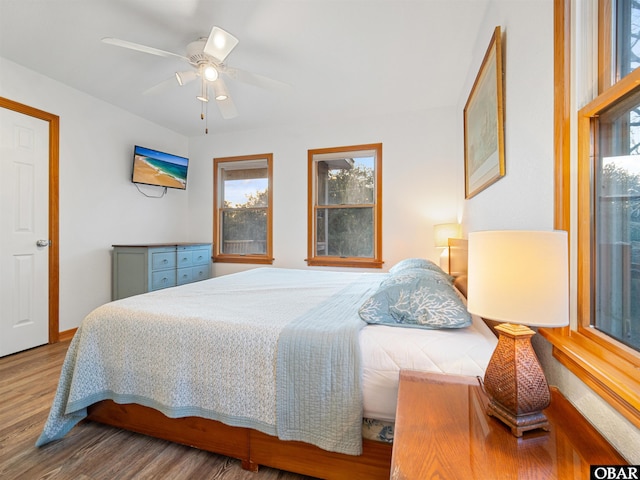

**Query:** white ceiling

left=0, top=0, right=490, bottom=137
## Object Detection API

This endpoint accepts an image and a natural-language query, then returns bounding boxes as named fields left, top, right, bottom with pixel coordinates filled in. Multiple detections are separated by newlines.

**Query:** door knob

left=36, top=239, right=51, bottom=247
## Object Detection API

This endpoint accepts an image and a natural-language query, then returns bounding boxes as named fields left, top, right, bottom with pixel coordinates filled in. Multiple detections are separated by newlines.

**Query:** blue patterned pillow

left=388, top=258, right=453, bottom=283
left=359, top=269, right=472, bottom=329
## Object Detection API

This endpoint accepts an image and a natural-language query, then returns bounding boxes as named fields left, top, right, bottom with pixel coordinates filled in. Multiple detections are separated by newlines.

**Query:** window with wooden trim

left=307, top=144, right=382, bottom=268
left=543, top=0, right=640, bottom=429
left=213, top=154, right=273, bottom=264
left=599, top=0, right=640, bottom=91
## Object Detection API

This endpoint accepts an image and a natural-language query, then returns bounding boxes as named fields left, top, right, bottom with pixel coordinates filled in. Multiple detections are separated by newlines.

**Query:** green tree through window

left=213, top=154, right=273, bottom=264
left=307, top=144, right=382, bottom=268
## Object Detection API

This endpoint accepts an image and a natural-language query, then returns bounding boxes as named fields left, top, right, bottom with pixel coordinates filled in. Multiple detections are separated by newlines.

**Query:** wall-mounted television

left=131, top=145, right=189, bottom=190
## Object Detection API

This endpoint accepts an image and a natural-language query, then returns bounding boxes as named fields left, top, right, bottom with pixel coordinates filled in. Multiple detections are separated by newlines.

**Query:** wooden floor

left=0, top=340, right=316, bottom=480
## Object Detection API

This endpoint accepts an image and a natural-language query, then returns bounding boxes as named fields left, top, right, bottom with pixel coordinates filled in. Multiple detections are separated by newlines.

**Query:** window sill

left=539, top=327, right=640, bottom=429
left=213, top=255, right=273, bottom=265
left=305, top=258, right=383, bottom=269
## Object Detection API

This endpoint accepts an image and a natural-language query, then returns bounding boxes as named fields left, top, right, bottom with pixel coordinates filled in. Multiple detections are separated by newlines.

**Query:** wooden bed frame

left=85, top=240, right=473, bottom=479
left=87, top=400, right=392, bottom=479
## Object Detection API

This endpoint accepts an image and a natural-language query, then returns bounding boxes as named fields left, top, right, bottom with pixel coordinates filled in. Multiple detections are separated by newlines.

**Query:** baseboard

left=58, top=328, right=77, bottom=342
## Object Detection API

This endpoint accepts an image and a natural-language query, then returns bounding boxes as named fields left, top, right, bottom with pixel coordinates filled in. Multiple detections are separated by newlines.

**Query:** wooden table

left=390, top=370, right=627, bottom=479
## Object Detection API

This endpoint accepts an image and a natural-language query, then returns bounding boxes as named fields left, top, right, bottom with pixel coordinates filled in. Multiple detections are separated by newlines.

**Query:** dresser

left=112, top=243, right=212, bottom=300
left=390, top=370, right=627, bottom=480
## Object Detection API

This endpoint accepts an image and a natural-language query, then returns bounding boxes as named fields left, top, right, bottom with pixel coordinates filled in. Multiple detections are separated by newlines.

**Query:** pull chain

left=200, top=86, right=209, bottom=134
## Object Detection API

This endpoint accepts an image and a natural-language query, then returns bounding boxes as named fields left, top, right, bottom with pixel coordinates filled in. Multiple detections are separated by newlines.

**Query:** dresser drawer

left=151, top=251, right=176, bottom=271
left=178, top=266, right=209, bottom=285
left=177, top=248, right=193, bottom=268
left=191, top=249, right=210, bottom=266
left=151, top=270, right=176, bottom=290
left=191, top=265, right=209, bottom=282
left=177, top=267, right=193, bottom=285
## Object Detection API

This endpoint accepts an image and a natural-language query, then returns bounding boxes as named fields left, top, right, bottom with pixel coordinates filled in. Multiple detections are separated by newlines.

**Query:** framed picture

left=464, top=26, right=505, bottom=199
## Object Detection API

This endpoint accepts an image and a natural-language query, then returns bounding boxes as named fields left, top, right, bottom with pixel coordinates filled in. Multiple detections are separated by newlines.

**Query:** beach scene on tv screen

left=133, top=147, right=188, bottom=189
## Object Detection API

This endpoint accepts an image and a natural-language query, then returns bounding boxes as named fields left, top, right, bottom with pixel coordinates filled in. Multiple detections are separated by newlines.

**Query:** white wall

left=459, top=0, right=640, bottom=463
left=0, top=58, right=189, bottom=331
left=460, top=1, right=555, bottom=235
left=187, top=107, right=462, bottom=277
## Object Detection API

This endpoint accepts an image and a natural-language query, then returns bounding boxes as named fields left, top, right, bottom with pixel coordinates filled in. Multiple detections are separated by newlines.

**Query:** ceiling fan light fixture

left=197, top=78, right=209, bottom=102
left=204, top=26, right=239, bottom=62
left=213, top=31, right=227, bottom=49
left=175, top=70, right=197, bottom=87
left=213, top=79, right=229, bottom=101
left=203, top=65, right=218, bottom=82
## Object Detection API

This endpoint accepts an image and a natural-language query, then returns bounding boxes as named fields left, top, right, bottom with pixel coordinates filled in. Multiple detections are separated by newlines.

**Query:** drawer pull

left=162, top=259, right=168, bottom=264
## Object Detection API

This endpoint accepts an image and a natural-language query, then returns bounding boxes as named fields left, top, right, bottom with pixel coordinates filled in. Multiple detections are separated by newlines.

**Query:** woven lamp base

left=483, top=323, right=551, bottom=437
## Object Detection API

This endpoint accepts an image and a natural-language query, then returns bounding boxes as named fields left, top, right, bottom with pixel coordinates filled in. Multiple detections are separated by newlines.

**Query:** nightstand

left=390, top=370, right=627, bottom=479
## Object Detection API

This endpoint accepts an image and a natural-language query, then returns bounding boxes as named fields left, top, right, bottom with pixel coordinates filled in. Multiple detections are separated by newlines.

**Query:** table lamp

left=434, top=223, right=461, bottom=273
left=467, top=230, right=569, bottom=437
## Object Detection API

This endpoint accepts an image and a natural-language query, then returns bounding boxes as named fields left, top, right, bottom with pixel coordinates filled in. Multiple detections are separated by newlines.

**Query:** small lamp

left=467, top=230, right=569, bottom=436
left=434, top=223, right=461, bottom=273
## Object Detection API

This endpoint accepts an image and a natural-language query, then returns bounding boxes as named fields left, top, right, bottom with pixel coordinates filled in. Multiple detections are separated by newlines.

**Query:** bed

left=37, top=239, right=497, bottom=479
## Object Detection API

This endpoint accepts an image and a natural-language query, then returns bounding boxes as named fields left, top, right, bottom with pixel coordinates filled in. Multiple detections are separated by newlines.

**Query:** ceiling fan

left=102, top=26, right=289, bottom=124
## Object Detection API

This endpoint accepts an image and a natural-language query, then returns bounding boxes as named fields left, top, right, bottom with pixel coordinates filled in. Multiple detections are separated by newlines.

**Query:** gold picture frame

left=464, top=26, right=505, bottom=199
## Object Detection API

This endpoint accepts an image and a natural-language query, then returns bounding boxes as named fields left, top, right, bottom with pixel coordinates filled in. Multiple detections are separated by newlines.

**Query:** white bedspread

left=36, top=268, right=386, bottom=455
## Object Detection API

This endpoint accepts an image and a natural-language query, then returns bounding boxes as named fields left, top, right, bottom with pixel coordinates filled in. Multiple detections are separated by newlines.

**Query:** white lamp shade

left=467, top=230, right=569, bottom=328
left=434, top=223, right=461, bottom=247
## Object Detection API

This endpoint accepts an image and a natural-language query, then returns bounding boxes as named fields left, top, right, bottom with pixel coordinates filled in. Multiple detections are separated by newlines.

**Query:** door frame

left=0, top=96, right=59, bottom=343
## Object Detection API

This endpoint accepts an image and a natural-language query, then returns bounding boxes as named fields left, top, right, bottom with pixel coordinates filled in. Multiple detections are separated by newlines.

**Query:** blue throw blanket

left=276, top=274, right=382, bottom=454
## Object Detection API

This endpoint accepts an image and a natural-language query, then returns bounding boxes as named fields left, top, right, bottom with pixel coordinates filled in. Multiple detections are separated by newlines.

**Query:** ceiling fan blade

left=216, top=96, right=238, bottom=119
left=102, top=37, right=189, bottom=62
left=221, top=66, right=291, bottom=92
left=203, top=26, right=239, bottom=63
left=142, top=77, right=180, bottom=96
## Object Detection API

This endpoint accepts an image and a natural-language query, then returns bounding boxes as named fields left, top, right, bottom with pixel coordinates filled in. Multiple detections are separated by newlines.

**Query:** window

left=599, top=0, right=640, bottom=90
left=307, top=144, right=382, bottom=268
left=594, top=89, right=640, bottom=351
left=213, top=154, right=273, bottom=264
left=542, top=0, right=640, bottom=429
